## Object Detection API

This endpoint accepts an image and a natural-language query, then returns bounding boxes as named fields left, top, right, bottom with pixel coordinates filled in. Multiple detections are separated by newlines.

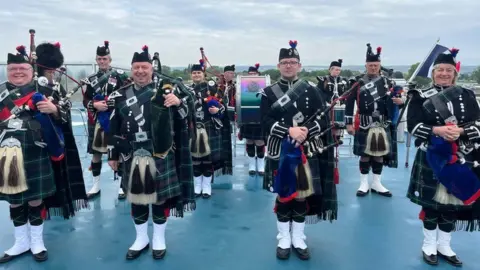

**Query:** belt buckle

left=135, top=131, right=148, bottom=142
left=372, top=111, right=380, bottom=118
left=8, top=118, right=23, bottom=129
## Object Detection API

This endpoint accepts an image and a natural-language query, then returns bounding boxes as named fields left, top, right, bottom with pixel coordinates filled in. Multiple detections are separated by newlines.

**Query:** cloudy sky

left=1, top=0, right=479, bottom=68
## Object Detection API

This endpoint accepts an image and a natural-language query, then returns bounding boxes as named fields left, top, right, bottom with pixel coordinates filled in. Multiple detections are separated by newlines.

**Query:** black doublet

left=316, top=75, right=349, bottom=104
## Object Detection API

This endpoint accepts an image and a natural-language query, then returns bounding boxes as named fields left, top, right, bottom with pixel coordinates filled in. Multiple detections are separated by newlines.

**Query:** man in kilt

left=83, top=41, right=129, bottom=199
left=261, top=40, right=338, bottom=260
left=238, top=63, right=266, bottom=175
left=34, top=42, right=89, bottom=219
left=190, top=66, right=233, bottom=198
left=0, top=43, right=87, bottom=263
left=406, top=48, right=480, bottom=267
left=107, top=45, right=195, bottom=260
left=344, top=43, right=398, bottom=197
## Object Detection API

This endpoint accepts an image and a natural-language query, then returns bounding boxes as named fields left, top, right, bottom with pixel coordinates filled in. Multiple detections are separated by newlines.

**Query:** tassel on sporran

left=0, top=137, right=28, bottom=194
left=92, top=123, right=107, bottom=153
left=191, top=124, right=210, bottom=158
left=127, top=149, right=157, bottom=205
left=364, top=126, right=390, bottom=157
left=295, top=148, right=314, bottom=199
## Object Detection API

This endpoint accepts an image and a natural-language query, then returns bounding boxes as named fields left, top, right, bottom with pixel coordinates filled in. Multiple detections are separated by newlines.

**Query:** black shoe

left=0, top=251, right=29, bottom=263
left=371, top=189, right=392, bottom=197
left=356, top=190, right=369, bottom=197
left=32, top=251, right=48, bottom=262
left=202, top=194, right=211, bottom=199
left=118, top=193, right=126, bottom=200
left=276, top=247, right=290, bottom=260
left=152, top=249, right=166, bottom=260
left=248, top=170, right=256, bottom=175
left=438, top=251, right=462, bottom=267
left=293, top=246, right=310, bottom=260
left=126, top=244, right=150, bottom=260
left=422, top=251, right=438, bottom=265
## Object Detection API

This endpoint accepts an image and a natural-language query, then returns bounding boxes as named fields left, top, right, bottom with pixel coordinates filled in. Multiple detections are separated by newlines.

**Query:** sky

left=1, top=0, right=479, bottom=69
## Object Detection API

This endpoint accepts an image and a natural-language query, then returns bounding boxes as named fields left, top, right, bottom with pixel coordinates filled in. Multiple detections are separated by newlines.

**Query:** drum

left=235, top=75, right=271, bottom=125
left=333, top=104, right=345, bottom=129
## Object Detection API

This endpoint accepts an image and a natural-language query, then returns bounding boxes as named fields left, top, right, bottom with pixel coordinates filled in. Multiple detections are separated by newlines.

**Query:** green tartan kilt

left=353, top=126, right=394, bottom=160
left=0, top=130, right=55, bottom=205
left=239, top=124, right=264, bottom=141
left=121, top=150, right=182, bottom=204
left=407, top=149, right=476, bottom=213
left=192, top=119, right=223, bottom=164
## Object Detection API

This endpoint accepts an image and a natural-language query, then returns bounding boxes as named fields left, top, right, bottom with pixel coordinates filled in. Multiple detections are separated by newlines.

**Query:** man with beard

left=83, top=41, right=129, bottom=200
left=261, top=40, right=338, bottom=260
left=107, top=45, right=195, bottom=260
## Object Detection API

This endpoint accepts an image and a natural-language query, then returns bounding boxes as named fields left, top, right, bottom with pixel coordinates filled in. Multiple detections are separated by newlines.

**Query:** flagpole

left=407, top=37, right=441, bottom=84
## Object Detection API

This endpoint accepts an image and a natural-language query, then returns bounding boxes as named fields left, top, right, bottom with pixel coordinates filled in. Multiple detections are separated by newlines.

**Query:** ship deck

left=0, top=106, right=479, bottom=270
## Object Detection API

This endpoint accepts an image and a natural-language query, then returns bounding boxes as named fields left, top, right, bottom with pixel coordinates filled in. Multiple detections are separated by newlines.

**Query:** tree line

left=161, top=63, right=480, bottom=88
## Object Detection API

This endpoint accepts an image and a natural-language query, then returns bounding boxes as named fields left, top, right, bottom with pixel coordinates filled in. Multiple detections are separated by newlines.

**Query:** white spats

left=248, top=157, right=256, bottom=172
left=30, top=224, right=47, bottom=255
left=153, top=222, right=167, bottom=251
left=371, top=174, right=389, bottom=193
left=358, top=174, right=369, bottom=193
left=194, top=176, right=202, bottom=195
left=257, top=157, right=265, bottom=174
left=202, top=176, right=212, bottom=196
left=129, top=222, right=149, bottom=251
left=437, top=230, right=456, bottom=257
left=276, top=221, right=291, bottom=249
left=87, top=176, right=100, bottom=195
left=5, top=224, right=30, bottom=256
left=422, top=228, right=437, bottom=256
left=291, top=221, right=307, bottom=250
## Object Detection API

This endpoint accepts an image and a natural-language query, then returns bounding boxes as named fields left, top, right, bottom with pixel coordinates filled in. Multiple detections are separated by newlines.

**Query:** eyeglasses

left=279, top=61, right=299, bottom=66
left=7, top=67, right=32, bottom=72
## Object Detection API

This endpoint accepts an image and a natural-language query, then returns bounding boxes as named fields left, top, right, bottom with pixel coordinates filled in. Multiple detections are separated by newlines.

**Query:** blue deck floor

left=1, top=109, right=479, bottom=270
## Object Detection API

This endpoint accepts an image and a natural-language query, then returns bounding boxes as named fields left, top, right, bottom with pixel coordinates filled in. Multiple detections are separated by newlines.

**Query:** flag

left=409, top=42, right=449, bottom=81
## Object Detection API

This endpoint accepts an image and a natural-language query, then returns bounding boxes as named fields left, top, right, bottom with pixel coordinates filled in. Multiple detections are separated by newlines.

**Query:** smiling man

left=0, top=44, right=79, bottom=264
left=106, top=45, right=195, bottom=260
left=260, top=40, right=338, bottom=261
left=83, top=41, right=130, bottom=200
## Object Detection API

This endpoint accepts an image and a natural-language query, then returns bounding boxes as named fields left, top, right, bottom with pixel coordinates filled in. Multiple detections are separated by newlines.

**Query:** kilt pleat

left=239, top=124, right=264, bottom=141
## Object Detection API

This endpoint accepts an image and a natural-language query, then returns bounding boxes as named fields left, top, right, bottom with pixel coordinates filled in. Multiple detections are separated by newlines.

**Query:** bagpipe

left=273, top=80, right=359, bottom=201
left=426, top=122, right=480, bottom=205
left=151, top=78, right=174, bottom=159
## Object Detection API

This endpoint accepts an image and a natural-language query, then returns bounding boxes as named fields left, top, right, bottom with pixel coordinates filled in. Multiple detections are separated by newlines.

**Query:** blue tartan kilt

left=239, top=124, right=264, bottom=141
left=353, top=126, right=393, bottom=158
left=121, top=150, right=182, bottom=204
left=0, top=130, right=56, bottom=205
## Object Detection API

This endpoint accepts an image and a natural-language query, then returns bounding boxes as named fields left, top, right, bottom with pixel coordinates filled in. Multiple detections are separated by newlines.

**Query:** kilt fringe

left=454, top=220, right=480, bottom=232
left=0, top=146, right=28, bottom=195
left=433, top=183, right=463, bottom=205
left=169, top=200, right=197, bottom=218
left=92, top=124, right=107, bottom=153
left=45, top=199, right=90, bottom=220
left=305, top=209, right=338, bottom=224
left=364, top=127, right=389, bottom=157
left=127, top=155, right=158, bottom=205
